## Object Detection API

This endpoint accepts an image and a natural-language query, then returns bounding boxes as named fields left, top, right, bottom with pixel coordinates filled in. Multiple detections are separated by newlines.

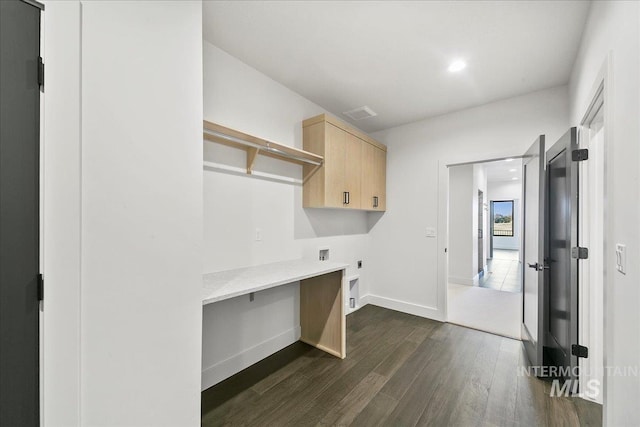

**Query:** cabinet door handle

left=373, top=196, right=378, bottom=208
left=346, top=191, right=350, bottom=205
left=343, top=191, right=348, bottom=205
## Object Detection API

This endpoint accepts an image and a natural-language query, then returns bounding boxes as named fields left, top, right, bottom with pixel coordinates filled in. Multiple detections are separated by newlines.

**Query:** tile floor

left=479, top=249, right=522, bottom=293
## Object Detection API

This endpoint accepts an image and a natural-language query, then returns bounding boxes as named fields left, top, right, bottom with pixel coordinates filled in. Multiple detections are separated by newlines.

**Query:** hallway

left=479, top=249, right=522, bottom=293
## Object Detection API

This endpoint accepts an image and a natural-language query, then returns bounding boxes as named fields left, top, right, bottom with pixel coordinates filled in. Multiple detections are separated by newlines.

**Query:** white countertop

left=202, top=259, right=349, bottom=305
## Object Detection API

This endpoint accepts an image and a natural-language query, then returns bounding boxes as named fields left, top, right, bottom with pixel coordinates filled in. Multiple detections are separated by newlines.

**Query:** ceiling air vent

left=343, top=106, right=377, bottom=121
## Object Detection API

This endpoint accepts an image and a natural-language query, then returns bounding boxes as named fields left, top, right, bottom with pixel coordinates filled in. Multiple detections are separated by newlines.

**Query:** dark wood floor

left=202, top=305, right=602, bottom=426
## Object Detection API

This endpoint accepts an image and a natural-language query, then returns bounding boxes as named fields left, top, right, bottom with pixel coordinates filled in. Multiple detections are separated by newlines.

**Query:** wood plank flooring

left=201, top=305, right=602, bottom=426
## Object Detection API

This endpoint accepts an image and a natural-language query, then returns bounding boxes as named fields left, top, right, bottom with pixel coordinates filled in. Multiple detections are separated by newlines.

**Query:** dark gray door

left=545, top=128, right=579, bottom=381
left=521, top=135, right=546, bottom=369
left=478, top=190, right=484, bottom=274
left=0, top=0, right=43, bottom=424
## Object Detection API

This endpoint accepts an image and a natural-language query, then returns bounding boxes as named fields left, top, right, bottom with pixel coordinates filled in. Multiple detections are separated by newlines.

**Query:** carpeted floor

left=447, top=282, right=521, bottom=339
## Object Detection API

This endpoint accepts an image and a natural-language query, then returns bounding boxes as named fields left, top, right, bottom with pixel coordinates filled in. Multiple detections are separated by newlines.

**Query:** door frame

left=438, top=155, right=526, bottom=324
left=42, top=2, right=83, bottom=425
left=577, top=87, right=604, bottom=403
left=574, top=55, right=612, bottom=409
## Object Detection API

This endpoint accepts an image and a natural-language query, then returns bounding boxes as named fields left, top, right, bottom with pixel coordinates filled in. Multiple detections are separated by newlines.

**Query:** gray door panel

left=0, top=1, right=42, bottom=424
left=544, top=128, right=579, bottom=381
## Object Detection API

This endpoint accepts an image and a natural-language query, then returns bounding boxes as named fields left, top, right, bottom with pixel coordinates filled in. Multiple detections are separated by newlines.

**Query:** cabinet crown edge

left=303, top=114, right=387, bottom=152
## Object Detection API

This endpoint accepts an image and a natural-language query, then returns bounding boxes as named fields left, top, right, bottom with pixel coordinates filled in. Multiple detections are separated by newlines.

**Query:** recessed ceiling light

left=505, top=158, right=514, bottom=162
left=448, top=60, right=467, bottom=73
left=509, top=168, right=517, bottom=172
left=512, top=177, right=518, bottom=180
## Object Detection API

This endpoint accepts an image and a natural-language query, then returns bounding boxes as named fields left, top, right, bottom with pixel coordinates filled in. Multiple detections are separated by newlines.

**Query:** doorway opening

left=447, top=159, right=523, bottom=339
left=482, top=198, right=522, bottom=293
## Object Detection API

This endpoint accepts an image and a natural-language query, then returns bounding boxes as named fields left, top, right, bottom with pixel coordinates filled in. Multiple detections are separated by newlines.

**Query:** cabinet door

left=344, top=133, right=362, bottom=209
left=361, top=141, right=377, bottom=210
left=323, top=123, right=347, bottom=208
left=374, top=147, right=387, bottom=210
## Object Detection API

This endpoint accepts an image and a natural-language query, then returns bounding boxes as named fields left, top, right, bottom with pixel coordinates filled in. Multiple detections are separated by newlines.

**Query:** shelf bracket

left=246, top=147, right=259, bottom=174
left=303, top=163, right=322, bottom=184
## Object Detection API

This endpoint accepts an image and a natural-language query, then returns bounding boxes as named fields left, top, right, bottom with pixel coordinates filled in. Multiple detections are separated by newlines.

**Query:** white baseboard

left=472, top=273, right=480, bottom=286
left=367, top=294, right=444, bottom=322
left=449, top=276, right=474, bottom=286
left=201, top=326, right=301, bottom=391
left=359, top=294, right=370, bottom=307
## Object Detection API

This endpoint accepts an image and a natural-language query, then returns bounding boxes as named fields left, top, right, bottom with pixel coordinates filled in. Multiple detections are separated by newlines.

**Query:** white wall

left=487, top=180, right=522, bottom=251
left=201, top=42, right=371, bottom=388
left=370, top=86, right=569, bottom=321
left=43, top=2, right=204, bottom=426
left=568, top=2, right=640, bottom=424
left=448, top=165, right=474, bottom=285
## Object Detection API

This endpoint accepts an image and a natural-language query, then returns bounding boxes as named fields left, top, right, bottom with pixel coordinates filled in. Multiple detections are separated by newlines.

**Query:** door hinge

left=571, top=247, right=589, bottom=259
left=572, top=344, right=589, bottom=358
left=38, top=56, right=44, bottom=91
left=37, top=274, right=44, bottom=302
left=572, top=149, right=588, bottom=161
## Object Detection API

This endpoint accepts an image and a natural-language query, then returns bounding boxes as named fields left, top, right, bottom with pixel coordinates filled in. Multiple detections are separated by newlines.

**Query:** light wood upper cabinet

left=344, top=132, right=362, bottom=209
left=322, top=123, right=347, bottom=208
left=303, top=114, right=386, bottom=211
left=361, top=141, right=386, bottom=210
left=373, top=146, right=386, bottom=210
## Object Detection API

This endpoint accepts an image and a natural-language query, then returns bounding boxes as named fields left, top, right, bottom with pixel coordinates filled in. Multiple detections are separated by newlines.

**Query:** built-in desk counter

left=202, top=259, right=348, bottom=359
left=202, top=259, right=348, bottom=305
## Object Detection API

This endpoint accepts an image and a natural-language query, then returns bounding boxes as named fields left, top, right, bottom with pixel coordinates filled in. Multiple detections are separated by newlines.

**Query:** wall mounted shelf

left=203, top=120, right=324, bottom=182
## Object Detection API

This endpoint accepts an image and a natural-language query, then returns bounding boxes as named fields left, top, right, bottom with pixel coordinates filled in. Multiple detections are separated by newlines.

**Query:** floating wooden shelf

left=203, top=120, right=324, bottom=181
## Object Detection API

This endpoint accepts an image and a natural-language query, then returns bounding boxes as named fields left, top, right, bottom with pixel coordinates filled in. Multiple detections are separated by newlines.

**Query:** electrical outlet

left=255, top=228, right=262, bottom=241
left=357, top=260, right=362, bottom=268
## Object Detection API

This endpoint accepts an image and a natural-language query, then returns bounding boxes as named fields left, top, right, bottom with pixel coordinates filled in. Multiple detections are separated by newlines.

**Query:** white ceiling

left=203, top=1, right=590, bottom=133
left=484, top=159, right=523, bottom=183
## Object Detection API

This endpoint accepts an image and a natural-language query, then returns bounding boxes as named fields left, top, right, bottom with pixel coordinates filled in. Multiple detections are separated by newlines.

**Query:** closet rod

left=202, top=121, right=323, bottom=167
left=203, top=128, right=322, bottom=166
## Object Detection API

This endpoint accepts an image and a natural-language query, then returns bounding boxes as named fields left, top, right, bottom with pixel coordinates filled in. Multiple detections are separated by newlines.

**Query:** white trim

left=201, top=326, right=301, bottom=391
left=576, top=54, right=611, bottom=408
left=449, top=276, right=474, bottom=286
left=367, top=295, right=444, bottom=322
left=346, top=294, right=370, bottom=315
left=42, top=2, right=83, bottom=425
left=359, top=294, right=371, bottom=306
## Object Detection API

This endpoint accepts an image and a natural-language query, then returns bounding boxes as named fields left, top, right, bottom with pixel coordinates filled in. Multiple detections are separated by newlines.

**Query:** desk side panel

left=300, top=270, right=345, bottom=358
